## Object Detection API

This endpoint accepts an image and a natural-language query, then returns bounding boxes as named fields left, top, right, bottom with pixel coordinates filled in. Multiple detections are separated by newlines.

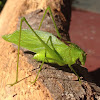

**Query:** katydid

left=2, top=7, right=86, bottom=86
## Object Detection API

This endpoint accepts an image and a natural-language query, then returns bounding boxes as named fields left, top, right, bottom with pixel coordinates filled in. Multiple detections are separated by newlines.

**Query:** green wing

left=2, top=29, right=65, bottom=53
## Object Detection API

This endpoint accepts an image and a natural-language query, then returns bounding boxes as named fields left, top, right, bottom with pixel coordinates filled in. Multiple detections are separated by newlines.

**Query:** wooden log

left=0, top=0, right=100, bottom=100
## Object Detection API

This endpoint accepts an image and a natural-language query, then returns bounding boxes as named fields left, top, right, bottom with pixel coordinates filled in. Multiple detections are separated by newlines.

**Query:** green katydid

left=2, top=6, right=86, bottom=86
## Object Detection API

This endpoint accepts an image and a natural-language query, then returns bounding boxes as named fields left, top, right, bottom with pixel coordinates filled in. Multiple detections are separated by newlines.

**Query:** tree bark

left=0, top=0, right=100, bottom=100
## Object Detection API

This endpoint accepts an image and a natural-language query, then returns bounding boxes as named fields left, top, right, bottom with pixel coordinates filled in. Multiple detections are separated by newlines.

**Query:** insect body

left=2, top=7, right=86, bottom=86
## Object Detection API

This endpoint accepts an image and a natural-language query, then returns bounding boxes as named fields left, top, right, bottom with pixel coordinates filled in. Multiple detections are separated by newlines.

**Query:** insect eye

left=82, top=53, right=87, bottom=56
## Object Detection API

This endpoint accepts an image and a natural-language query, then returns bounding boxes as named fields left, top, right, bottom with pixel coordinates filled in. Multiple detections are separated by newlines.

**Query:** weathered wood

left=17, top=10, right=100, bottom=100
left=0, top=0, right=100, bottom=100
